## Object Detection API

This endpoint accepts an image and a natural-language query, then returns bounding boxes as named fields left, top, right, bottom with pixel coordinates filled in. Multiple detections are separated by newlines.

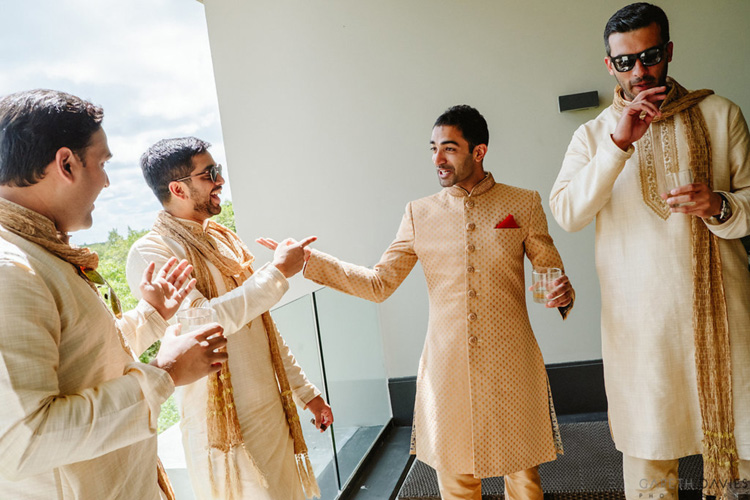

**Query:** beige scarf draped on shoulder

left=0, top=197, right=176, bottom=500
left=152, top=210, right=320, bottom=500
left=613, top=78, right=739, bottom=497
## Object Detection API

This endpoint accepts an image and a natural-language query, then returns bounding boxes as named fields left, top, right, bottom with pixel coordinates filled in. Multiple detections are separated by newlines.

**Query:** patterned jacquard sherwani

left=305, top=173, right=571, bottom=478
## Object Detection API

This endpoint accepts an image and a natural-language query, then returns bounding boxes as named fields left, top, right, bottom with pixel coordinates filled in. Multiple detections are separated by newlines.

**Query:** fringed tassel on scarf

left=685, top=106, right=739, bottom=498
left=297, top=453, right=322, bottom=499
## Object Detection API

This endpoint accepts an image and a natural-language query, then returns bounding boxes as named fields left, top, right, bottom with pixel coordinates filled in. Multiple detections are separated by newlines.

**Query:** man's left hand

left=306, top=395, right=334, bottom=432
left=140, top=257, right=197, bottom=320
left=540, top=274, right=574, bottom=309
left=661, top=182, right=723, bottom=218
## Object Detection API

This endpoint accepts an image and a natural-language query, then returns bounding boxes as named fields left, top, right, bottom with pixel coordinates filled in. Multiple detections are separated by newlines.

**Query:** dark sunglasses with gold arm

left=172, top=164, right=223, bottom=183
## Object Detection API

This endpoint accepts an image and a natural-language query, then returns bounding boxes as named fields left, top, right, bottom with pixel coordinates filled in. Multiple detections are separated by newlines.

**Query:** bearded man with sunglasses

left=126, top=137, right=332, bottom=500
left=550, top=3, right=750, bottom=499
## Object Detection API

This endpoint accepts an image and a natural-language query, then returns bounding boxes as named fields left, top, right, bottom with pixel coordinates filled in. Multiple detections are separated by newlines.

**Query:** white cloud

left=1, top=0, right=227, bottom=244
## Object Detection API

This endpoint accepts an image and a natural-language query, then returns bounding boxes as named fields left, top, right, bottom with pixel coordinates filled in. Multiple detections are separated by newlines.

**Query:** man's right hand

left=151, top=323, right=228, bottom=386
left=257, top=236, right=317, bottom=278
left=612, top=86, right=667, bottom=151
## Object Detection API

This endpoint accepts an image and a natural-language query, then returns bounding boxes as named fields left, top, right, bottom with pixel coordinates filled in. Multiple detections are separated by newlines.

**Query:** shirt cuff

left=255, top=262, right=290, bottom=295
left=135, top=299, right=170, bottom=327
left=607, top=134, right=635, bottom=159
left=124, top=362, right=175, bottom=431
left=295, top=385, right=322, bottom=409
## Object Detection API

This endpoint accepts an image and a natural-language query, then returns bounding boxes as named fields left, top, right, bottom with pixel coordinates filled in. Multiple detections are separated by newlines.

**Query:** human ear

left=168, top=181, right=189, bottom=201
left=53, top=147, right=78, bottom=183
left=473, top=144, right=488, bottom=162
left=604, top=57, right=615, bottom=76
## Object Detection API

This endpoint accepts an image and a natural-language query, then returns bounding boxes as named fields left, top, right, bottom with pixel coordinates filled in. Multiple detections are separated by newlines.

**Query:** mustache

left=630, top=75, right=656, bottom=85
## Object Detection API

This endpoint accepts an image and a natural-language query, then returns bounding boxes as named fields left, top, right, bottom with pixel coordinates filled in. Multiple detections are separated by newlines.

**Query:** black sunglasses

left=610, top=44, right=668, bottom=73
left=173, top=164, right=223, bottom=183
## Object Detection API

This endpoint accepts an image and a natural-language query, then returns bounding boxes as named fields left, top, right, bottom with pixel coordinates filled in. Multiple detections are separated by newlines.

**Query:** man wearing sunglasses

left=550, top=3, right=750, bottom=499
left=126, top=137, right=332, bottom=500
left=0, top=89, right=230, bottom=499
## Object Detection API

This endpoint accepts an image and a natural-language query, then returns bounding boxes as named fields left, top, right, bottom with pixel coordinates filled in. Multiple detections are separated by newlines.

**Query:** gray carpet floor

left=397, top=421, right=703, bottom=500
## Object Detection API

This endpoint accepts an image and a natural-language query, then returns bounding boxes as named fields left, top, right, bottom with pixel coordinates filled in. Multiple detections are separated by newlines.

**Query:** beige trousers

left=436, top=466, right=543, bottom=500
left=623, top=455, right=750, bottom=500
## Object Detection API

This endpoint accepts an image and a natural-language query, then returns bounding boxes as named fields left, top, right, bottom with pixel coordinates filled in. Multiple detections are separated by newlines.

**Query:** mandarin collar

left=446, top=172, right=495, bottom=198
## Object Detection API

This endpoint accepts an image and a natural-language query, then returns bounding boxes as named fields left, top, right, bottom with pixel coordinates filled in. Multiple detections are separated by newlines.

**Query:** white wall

left=200, top=0, right=750, bottom=378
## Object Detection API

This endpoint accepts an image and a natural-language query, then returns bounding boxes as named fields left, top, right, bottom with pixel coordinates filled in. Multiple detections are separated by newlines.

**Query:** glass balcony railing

left=271, top=286, right=392, bottom=499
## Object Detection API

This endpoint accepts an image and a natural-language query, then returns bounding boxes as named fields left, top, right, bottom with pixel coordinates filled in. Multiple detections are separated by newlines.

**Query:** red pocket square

left=495, top=214, right=520, bottom=229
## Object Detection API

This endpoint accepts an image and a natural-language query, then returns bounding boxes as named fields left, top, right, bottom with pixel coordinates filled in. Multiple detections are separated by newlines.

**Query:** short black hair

left=0, top=89, right=104, bottom=187
left=140, top=137, right=212, bottom=204
left=433, top=105, right=489, bottom=153
left=604, top=3, right=670, bottom=55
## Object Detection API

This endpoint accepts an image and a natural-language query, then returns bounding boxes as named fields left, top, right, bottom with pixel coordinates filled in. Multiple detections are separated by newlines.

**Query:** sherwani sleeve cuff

left=702, top=191, right=750, bottom=239
left=605, top=134, right=635, bottom=161
left=295, top=385, right=322, bottom=409
left=118, top=300, right=170, bottom=356
left=303, top=249, right=329, bottom=283
left=124, top=362, right=175, bottom=431
left=558, top=288, right=575, bottom=320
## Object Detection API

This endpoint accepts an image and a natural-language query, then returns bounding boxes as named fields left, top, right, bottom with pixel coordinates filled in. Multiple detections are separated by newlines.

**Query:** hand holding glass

left=176, top=308, right=212, bottom=334
left=665, top=170, right=696, bottom=208
left=531, top=268, right=563, bottom=304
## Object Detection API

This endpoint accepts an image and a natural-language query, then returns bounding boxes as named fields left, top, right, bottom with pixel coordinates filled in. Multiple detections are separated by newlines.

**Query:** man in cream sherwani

left=267, top=105, right=574, bottom=500
left=126, top=137, right=333, bottom=500
left=0, top=89, right=228, bottom=499
left=550, top=3, right=750, bottom=499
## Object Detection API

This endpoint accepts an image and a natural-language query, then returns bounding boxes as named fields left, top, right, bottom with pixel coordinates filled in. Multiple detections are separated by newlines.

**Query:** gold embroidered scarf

left=0, top=197, right=176, bottom=500
left=152, top=210, right=320, bottom=499
left=614, top=79, right=738, bottom=497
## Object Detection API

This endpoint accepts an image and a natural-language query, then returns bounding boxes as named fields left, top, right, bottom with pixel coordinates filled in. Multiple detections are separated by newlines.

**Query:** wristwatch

left=713, top=193, right=732, bottom=223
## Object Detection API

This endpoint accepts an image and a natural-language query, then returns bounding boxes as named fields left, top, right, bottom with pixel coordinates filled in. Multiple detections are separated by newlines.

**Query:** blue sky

left=0, top=0, right=228, bottom=244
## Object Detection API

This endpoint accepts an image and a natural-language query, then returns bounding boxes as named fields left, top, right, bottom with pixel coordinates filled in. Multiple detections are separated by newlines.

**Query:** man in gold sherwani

left=0, top=89, right=229, bottom=499
left=266, top=105, right=574, bottom=500
left=550, top=3, right=750, bottom=499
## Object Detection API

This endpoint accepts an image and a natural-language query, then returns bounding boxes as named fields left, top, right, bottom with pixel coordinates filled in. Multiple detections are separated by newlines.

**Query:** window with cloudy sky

left=0, top=0, right=228, bottom=244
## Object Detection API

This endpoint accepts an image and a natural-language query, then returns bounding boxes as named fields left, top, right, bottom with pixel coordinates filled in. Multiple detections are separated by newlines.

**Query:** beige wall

left=201, top=0, right=750, bottom=378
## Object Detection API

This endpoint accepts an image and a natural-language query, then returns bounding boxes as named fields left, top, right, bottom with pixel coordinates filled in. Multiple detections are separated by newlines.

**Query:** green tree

left=211, top=199, right=235, bottom=231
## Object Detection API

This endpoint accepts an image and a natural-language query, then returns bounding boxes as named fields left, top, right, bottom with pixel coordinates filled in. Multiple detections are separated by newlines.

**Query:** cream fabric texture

left=0, top=226, right=175, bottom=499
left=127, top=221, right=321, bottom=500
left=305, top=174, right=569, bottom=478
left=550, top=94, right=750, bottom=460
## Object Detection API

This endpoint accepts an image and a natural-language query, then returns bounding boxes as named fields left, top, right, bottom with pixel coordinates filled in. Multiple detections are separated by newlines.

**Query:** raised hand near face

left=612, top=86, right=667, bottom=151
left=256, top=236, right=317, bottom=278
left=139, top=257, right=197, bottom=320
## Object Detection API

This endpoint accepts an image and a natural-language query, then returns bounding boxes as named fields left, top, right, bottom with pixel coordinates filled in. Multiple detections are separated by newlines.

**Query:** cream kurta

left=550, top=93, right=750, bottom=460
left=126, top=222, right=320, bottom=500
left=305, top=174, right=569, bottom=478
left=0, top=226, right=175, bottom=499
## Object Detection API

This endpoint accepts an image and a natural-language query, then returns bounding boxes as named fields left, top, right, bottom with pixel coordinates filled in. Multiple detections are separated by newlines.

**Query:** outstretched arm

left=300, top=204, right=419, bottom=303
